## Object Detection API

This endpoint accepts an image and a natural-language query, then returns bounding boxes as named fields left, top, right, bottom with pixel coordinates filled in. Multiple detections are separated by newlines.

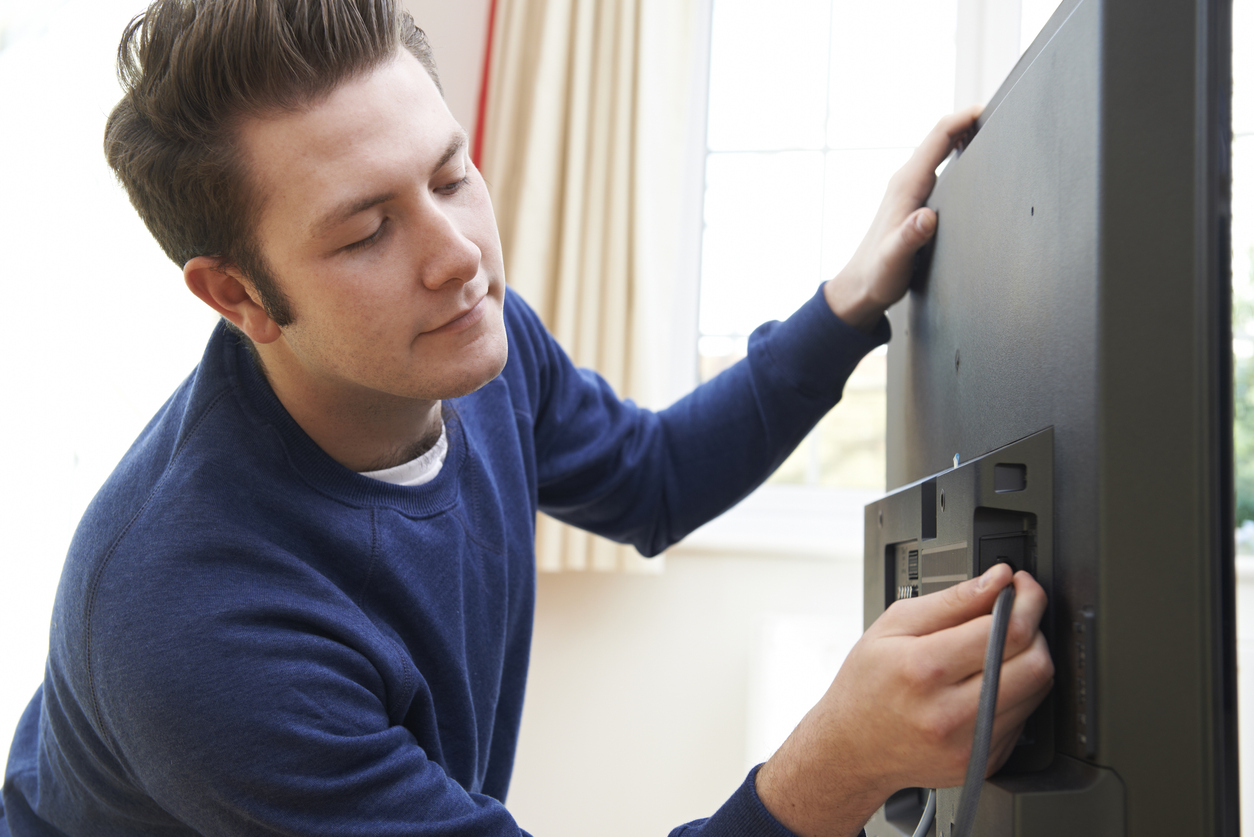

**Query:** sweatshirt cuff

left=669, top=765, right=868, bottom=837
left=692, top=765, right=802, bottom=837
left=750, top=284, right=891, bottom=401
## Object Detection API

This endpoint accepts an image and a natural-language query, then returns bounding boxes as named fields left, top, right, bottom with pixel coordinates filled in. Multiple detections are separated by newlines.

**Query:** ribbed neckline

left=214, top=323, right=464, bottom=518
left=360, top=421, right=448, bottom=486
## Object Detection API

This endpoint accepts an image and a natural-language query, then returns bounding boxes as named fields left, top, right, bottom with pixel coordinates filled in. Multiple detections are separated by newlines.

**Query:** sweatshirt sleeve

left=82, top=547, right=537, bottom=837
left=517, top=284, right=890, bottom=556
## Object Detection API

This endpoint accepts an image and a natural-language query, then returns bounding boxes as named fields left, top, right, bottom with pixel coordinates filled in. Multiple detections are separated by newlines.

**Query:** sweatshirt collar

left=211, top=321, right=465, bottom=517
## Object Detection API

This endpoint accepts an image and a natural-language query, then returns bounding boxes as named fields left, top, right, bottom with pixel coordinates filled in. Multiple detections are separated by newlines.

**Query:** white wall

left=508, top=551, right=864, bottom=836
left=0, top=0, right=222, bottom=771
left=402, top=0, right=492, bottom=141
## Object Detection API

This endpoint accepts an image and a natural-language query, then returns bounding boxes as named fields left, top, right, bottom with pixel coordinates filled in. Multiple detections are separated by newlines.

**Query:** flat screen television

left=861, top=0, right=1236, bottom=834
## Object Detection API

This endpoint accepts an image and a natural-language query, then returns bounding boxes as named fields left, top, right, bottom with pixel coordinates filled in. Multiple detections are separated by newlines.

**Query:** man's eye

left=437, top=176, right=470, bottom=195
left=343, top=219, right=387, bottom=253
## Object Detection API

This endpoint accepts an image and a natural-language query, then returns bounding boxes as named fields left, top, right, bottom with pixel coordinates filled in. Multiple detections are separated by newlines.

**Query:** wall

left=402, top=0, right=492, bottom=142
left=507, top=550, right=864, bottom=835
left=0, top=0, right=224, bottom=772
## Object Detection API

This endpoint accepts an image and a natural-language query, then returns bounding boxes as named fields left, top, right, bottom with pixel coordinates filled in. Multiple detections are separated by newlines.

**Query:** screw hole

left=940, top=489, right=946, bottom=511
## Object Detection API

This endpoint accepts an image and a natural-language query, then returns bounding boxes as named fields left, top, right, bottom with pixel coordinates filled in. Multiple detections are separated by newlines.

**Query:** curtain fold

left=479, top=0, right=704, bottom=573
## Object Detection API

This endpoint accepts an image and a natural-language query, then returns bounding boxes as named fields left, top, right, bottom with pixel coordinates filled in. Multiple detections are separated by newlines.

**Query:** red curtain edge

left=471, top=0, right=499, bottom=168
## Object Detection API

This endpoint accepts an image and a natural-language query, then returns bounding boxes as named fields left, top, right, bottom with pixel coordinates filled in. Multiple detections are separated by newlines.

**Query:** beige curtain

left=479, top=0, right=705, bottom=572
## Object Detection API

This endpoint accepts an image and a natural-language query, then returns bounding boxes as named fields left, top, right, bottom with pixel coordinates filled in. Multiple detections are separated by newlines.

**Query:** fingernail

left=916, top=212, right=935, bottom=234
left=977, top=565, right=997, bottom=590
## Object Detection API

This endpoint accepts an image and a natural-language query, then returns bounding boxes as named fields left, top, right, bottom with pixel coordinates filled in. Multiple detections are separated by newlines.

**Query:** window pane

left=768, top=349, right=886, bottom=489
left=706, top=0, right=831, bottom=151
left=1236, top=0, right=1254, bottom=137
left=813, top=348, right=886, bottom=489
left=1020, top=0, right=1062, bottom=55
left=820, top=147, right=913, bottom=280
left=700, top=151, right=826, bottom=338
left=1237, top=136, right=1254, bottom=307
left=826, top=0, right=957, bottom=149
left=1234, top=136, right=1254, bottom=529
left=700, top=0, right=955, bottom=491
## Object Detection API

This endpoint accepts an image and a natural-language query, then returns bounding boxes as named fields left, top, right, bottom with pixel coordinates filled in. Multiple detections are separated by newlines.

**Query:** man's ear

left=184, top=256, right=283, bottom=344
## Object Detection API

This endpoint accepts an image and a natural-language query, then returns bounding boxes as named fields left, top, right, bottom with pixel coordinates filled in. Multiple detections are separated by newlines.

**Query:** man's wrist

left=822, top=275, right=886, bottom=335
left=755, top=718, right=886, bottom=837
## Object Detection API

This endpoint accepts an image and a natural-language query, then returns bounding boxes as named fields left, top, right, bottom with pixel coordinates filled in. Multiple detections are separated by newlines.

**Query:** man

left=0, top=1, right=1053, bottom=835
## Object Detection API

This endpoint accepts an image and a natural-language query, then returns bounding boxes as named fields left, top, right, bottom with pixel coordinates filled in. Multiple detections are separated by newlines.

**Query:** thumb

left=892, top=208, right=937, bottom=259
left=870, top=208, right=936, bottom=302
left=875, top=561, right=1013, bottom=638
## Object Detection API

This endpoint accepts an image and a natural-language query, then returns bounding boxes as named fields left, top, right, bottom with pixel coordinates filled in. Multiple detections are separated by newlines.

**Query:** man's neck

left=250, top=343, right=444, bottom=474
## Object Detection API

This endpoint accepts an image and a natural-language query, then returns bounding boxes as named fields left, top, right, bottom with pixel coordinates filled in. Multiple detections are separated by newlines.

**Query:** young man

left=0, top=2, right=1053, bottom=836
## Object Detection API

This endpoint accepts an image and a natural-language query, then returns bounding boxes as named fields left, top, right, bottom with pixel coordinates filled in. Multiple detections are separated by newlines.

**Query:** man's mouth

left=426, top=295, right=488, bottom=336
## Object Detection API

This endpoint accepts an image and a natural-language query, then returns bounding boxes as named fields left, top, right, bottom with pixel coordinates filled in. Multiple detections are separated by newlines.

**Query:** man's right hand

left=755, top=563, right=1054, bottom=837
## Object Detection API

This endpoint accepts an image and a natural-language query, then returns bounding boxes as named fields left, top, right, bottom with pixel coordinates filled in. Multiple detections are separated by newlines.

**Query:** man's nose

left=417, top=208, right=481, bottom=290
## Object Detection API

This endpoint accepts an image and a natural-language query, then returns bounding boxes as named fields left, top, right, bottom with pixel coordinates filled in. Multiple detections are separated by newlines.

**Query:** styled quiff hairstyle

left=104, top=0, right=441, bottom=326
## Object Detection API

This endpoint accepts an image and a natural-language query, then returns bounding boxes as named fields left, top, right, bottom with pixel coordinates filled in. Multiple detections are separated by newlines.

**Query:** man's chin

left=422, top=338, right=509, bottom=402
left=449, top=351, right=509, bottom=399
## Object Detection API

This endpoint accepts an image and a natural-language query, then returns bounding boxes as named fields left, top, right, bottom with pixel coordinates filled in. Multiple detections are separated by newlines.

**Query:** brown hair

left=104, top=0, right=441, bottom=326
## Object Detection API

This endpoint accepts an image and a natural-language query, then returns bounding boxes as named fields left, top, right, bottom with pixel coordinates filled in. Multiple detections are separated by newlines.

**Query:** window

left=699, top=0, right=958, bottom=493
left=684, top=0, right=1058, bottom=553
left=1233, top=0, right=1254, bottom=544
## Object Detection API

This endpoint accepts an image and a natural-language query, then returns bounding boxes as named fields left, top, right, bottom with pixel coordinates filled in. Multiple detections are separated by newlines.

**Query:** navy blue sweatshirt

left=2, top=287, right=886, bottom=836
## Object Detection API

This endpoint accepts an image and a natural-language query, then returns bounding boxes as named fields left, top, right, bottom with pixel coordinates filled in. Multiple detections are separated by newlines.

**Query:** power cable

left=950, top=583, right=1016, bottom=837
left=910, top=788, right=937, bottom=837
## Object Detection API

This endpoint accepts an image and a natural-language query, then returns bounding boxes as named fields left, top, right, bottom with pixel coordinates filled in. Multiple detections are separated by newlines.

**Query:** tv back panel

left=862, top=0, right=1235, bottom=834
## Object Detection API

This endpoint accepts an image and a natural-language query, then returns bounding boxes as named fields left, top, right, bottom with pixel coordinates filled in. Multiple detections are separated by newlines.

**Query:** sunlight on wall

left=0, top=0, right=221, bottom=768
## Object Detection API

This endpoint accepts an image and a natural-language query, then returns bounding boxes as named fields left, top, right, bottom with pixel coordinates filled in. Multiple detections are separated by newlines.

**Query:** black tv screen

left=862, top=0, right=1236, bottom=833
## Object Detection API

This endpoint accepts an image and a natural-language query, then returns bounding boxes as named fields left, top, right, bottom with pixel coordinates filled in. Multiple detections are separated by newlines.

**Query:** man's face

left=237, top=48, right=508, bottom=405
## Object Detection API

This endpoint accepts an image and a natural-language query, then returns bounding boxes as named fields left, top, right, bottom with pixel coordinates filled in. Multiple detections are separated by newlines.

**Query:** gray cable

left=951, top=583, right=1016, bottom=837
left=911, top=788, right=937, bottom=837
